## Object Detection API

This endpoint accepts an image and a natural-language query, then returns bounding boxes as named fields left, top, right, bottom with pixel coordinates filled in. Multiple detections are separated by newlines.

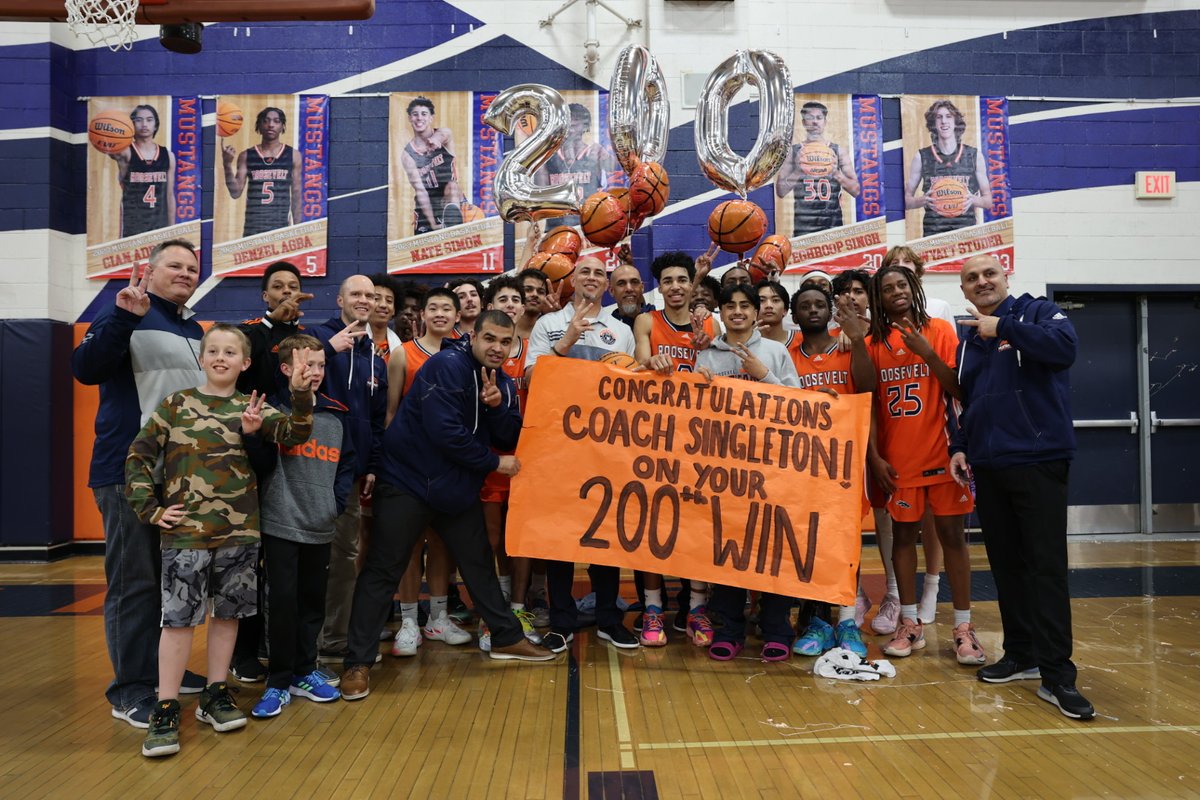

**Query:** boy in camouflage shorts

left=125, top=323, right=315, bottom=758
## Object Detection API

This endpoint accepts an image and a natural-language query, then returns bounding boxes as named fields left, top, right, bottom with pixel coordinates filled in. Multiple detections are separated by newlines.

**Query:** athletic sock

left=837, top=606, right=856, bottom=624
left=430, top=596, right=448, bottom=621
left=510, top=602, right=526, bottom=613
left=400, top=602, right=419, bottom=623
left=901, top=603, right=918, bottom=622
left=644, top=588, right=663, bottom=610
left=689, top=587, right=708, bottom=611
left=954, top=608, right=971, bottom=627
left=886, top=577, right=900, bottom=598
left=498, top=575, right=512, bottom=601
left=922, top=573, right=940, bottom=596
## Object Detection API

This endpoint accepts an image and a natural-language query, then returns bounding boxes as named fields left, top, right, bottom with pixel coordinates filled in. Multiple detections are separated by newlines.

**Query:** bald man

left=526, top=256, right=639, bottom=652
left=311, top=275, right=389, bottom=661
left=949, top=255, right=1093, bottom=720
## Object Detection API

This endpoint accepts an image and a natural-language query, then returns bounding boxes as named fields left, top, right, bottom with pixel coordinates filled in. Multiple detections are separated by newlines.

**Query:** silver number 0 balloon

left=693, top=50, right=794, bottom=197
left=608, top=45, right=670, bottom=174
left=484, top=84, right=580, bottom=222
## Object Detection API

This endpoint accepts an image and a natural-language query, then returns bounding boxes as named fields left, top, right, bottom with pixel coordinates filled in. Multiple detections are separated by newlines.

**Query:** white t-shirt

left=526, top=303, right=635, bottom=368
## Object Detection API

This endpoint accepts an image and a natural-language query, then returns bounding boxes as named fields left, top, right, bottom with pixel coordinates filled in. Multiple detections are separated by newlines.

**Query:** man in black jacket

left=950, top=254, right=1094, bottom=721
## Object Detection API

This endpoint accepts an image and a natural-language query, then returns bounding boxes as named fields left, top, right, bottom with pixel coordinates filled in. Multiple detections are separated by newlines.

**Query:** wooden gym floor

left=1, top=540, right=1198, bottom=799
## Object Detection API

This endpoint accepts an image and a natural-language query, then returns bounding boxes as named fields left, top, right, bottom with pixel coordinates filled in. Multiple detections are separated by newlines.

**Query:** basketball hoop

left=65, top=0, right=139, bottom=51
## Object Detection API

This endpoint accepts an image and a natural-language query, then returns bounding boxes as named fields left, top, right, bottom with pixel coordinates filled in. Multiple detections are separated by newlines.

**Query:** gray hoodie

left=696, top=330, right=801, bottom=387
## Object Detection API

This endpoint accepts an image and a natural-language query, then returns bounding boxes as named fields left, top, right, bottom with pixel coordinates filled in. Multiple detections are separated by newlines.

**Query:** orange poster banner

left=507, top=359, right=871, bottom=605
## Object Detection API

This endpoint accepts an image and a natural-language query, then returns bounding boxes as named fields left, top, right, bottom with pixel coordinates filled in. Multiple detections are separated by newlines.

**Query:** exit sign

left=1135, top=171, right=1176, bottom=199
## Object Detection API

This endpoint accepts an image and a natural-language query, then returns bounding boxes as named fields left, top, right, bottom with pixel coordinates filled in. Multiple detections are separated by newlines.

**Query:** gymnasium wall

left=1, top=1, right=1198, bottom=550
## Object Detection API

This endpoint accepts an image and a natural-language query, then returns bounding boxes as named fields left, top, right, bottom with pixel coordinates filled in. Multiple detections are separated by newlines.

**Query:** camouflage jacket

left=125, top=387, right=314, bottom=549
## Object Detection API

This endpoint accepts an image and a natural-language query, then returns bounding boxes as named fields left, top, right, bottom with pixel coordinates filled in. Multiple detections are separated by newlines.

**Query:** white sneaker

left=391, top=618, right=422, bottom=657
left=871, top=594, right=901, bottom=635
left=478, top=623, right=491, bottom=652
left=423, top=612, right=472, bottom=645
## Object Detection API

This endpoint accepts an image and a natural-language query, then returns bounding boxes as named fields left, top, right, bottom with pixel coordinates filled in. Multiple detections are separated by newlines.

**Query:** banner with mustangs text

left=507, top=359, right=870, bottom=603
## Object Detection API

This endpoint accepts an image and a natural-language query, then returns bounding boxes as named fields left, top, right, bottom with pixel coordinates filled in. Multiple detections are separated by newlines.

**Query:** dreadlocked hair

left=867, top=264, right=929, bottom=341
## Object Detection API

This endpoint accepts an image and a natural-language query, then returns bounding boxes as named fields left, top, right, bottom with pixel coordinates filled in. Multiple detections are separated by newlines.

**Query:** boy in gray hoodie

left=696, top=283, right=802, bottom=662
left=250, top=334, right=356, bottom=718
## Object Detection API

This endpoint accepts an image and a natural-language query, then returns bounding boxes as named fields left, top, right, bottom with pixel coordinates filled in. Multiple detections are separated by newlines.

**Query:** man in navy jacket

left=339, top=311, right=554, bottom=700
left=950, top=254, right=1094, bottom=721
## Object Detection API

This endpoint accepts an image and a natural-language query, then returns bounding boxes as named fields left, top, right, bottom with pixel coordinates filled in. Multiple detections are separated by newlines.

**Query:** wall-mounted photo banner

left=514, top=89, right=626, bottom=266
left=212, top=94, right=329, bottom=277
left=775, top=94, right=887, bottom=275
left=86, top=96, right=202, bottom=280
left=387, top=92, right=504, bottom=275
left=901, top=94, right=1014, bottom=273
left=507, top=359, right=870, bottom=604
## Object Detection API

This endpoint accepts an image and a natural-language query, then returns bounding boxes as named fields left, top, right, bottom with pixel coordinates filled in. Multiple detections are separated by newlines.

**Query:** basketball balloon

left=798, top=141, right=837, bottom=178
left=599, top=351, right=640, bottom=370
left=460, top=201, right=486, bottom=223
left=87, top=110, right=134, bottom=154
left=609, top=187, right=631, bottom=214
left=927, top=177, right=971, bottom=217
left=216, top=101, right=244, bottom=138
left=580, top=191, right=628, bottom=248
left=707, top=200, right=768, bottom=254
left=762, top=233, right=792, bottom=264
left=629, top=161, right=670, bottom=216
left=749, top=234, right=791, bottom=282
left=526, top=252, right=576, bottom=300
left=537, top=227, right=583, bottom=261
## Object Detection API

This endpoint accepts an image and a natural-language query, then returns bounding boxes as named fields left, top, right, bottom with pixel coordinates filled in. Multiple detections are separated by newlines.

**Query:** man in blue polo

left=950, top=254, right=1094, bottom=721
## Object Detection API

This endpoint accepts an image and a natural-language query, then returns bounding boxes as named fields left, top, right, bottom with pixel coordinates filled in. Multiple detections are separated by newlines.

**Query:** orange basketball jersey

left=791, top=338, right=855, bottom=395
left=374, top=335, right=393, bottom=364
left=502, top=338, right=529, bottom=415
left=648, top=310, right=714, bottom=371
left=867, top=317, right=959, bottom=489
left=402, top=338, right=438, bottom=396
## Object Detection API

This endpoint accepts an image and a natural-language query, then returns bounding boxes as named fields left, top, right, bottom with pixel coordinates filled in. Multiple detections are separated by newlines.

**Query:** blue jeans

left=95, top=485, right=161, bottom=709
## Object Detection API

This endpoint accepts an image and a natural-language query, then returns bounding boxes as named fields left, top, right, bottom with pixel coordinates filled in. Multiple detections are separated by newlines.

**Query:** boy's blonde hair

left=278, top=333, right=322, bottom=366
left=200, top=323, right=251, bottom=357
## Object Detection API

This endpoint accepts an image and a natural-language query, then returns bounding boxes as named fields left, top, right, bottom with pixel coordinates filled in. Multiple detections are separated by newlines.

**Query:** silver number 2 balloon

left=693, top=50, right=794, bottom=198
left=484, top=84, right=580, bottom=222
left=608, top=45, right=670, bottom=174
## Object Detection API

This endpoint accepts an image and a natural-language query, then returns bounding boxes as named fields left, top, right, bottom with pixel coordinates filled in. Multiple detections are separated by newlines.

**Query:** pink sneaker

left=640, top=606, right=667, bottom=647
left=854, top=591, right=872, bottom=627
left=686, top=607, right=714, bottom=647
left=882, top=618, right=925, bottom=658
left=870, top=594, right=900, bottom=635
left=954, top=622, right=986, bottom=665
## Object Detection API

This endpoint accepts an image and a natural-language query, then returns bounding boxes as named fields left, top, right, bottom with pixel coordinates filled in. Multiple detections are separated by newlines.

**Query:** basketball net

left=65, top=0, right=139, bottom=51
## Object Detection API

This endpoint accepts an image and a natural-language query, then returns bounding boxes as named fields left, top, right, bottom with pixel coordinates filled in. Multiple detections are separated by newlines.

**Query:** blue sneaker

left=834, top=619, right=868, bottom=658
left=251, top=687, right=291, bottom=719
left=793, top=617, right=835, bottom=656
left=289, top=671, right=341, bottom=703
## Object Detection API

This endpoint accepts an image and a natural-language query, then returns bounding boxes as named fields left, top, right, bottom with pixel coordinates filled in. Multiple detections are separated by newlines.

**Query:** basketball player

left=449, top=278, right=484, bottom=335
left=755, top=281, right=796, bottom=348
left=515, top=267, right=550, bottom=340
left=538, top=103, right=618, bottom=228
left=880, top=246, right=953, bottom=624
left=719, top=264, right=753, bottom=288
left=776, top=101, right=860, bottom=237
left=905, top=100, right=993, bottom=237
left=393, top=281, right=424, bottom=343
left=109, top=104, right=175, bottom=237
left=697, top=283, right=800, bottom=662
left=475, top=276, right=540, bottom=650
left=368, top=273, right=404, bottom=362
left=385, top=289, right=470, bottom=657
left=222, top=107, right=301, bottom=238
left=526, top=256, right=639, bottom=652
left=397, top=96, right=463, bottom=234
left=865, top=265, right=985, bottom=665
left=631, top=252, right=716, bottom=647
left=787, top=285, right=875, bottom=659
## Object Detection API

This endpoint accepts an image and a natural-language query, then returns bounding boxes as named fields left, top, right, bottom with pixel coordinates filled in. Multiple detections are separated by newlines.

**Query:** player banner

left=901, top=94, right=1014, bottom=273
left=86, top=96, right=202, bottom=280
left=212, top=94, right=329, bottom=278
left=513, top=90, right=626, bottom=269
left=387, top=91, right=504, bottom=274
left=507, top=359, right=870, bottom=604
left=775, top=93, right=887, bottom=275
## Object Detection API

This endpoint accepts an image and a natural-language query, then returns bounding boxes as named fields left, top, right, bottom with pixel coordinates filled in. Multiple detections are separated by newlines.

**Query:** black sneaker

left=230, top=658, right=267, bottom=683
left=543, top=631, right=574, bottom=654
left=633, top=613, right=644, bottom=632
left=142, top=699, right=181, bottom=758
left=112, top=701, right=153, bottom=729
left=978, top=656, right=1041, bottom=684
left=598, top=624, right=640, bottom=649
left=673, top=607, right=688, bottom=633
left=1037, top=684, right=1095, bottom=720
left=179, top=669, right=207, bottom=695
